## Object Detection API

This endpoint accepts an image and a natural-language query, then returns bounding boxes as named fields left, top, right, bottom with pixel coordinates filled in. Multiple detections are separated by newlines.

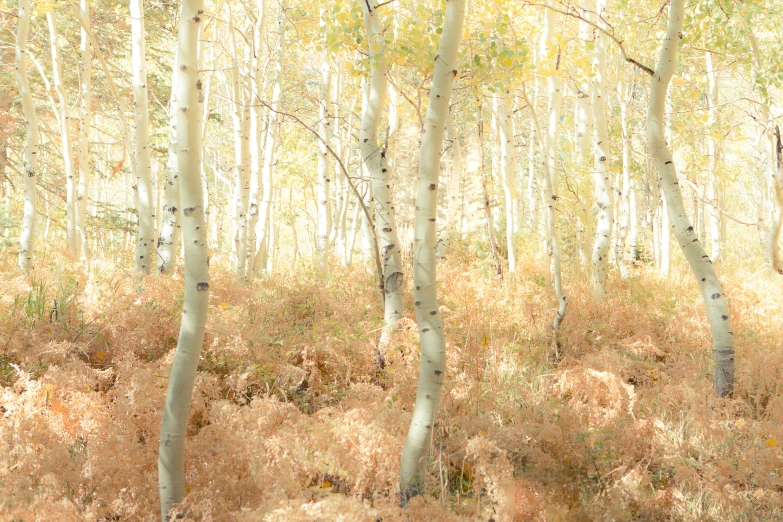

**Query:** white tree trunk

left=705, top=51, right=722, bottom=265
left=316, top=9, right=332, bottom=263
left=158, top=54, right=182, bottom=274
left=575, top=0, right=593, bottom=164
left=158, top=0, right=208, bottom=517
left=615, top=59, right=632, bottom=278
left=436, top=111, right=462, bottom=258
left=246, top=0, right=266, bottom=274
left=400, top=0, right=466, bottom=501
left=229, top=8, right=250, bottom=277
left=360, top=0, right=404, bottom=357
left=591, top=1, right=613, bottom=298
left=647, top=0, right=734, bottom=396
left=47, top=12, right=78, bottom=257
left=76, top=0, right=92, bottom=263
left=131, top=0, right=155, bottom=273
left=16, top=0, right=38, bottom=271
left=498, top=92, right=517, bottom=273
left=256, top=1, right=287, bottom=273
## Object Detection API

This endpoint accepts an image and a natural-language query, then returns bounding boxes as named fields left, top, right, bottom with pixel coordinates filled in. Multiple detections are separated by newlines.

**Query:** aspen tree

left=47, top=12, right=78, bottom=256
left=575, top=0, right=593, bottom=164
left=705, top=51, right=722, bottom=265
left=228, top=7, right=250, bottom=277
left=256, top=1, right=287, bottom=272
left=131, top=0, right=155, bottom=273
left=16, top=0, right=38, bottom=271
left=590, top=0, right=612, bottom=298
left=436, top=110, right=462, bottom=258
left=615, top=60, right=633, bottom=278
left=647, top=0, right=734, bottom=396
left=158, top=0, right=208, bottom=517
left=316, top=5, right=332, bottom=263
left=400, top=0, right=466, bottom=502
left=498, top=92, right=516, bottom=273
left=359, top=0, right=404, bottom=356
left=158, top=54, right=182, bottom=275
left=246, top=0, right=266, bottom=273
left=76, top=0, right=91, bottom=263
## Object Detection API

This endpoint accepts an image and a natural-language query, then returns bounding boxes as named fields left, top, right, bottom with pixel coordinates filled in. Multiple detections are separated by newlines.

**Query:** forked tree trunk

left=158, top=0, right=208, bottom=518
left=16, top=0, right=38, bottom=271
left=131, top=0, right=156, bottom=273
left=647, top=0, right=734, bottom=397
left=400, top=0, right=466, bottom=502
left=360, top=0, right=404, bottom=358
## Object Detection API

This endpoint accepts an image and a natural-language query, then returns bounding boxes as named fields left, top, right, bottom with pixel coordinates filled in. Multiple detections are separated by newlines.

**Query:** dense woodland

left=2, top=0, right=783, bottom=519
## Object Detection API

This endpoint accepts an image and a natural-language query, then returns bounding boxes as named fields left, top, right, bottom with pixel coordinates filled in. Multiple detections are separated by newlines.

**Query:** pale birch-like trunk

left=76, top=0, right=92, bottom=263
left=16, top=0, right=38, bottom=271
left=591, top=1, right=612, bottom=298
left=316, top=9, right=332, bottom=263
left=246, top=0, right=266, bottom=273
left=615, top=60, right=632, bottom=278
left=47, top=13, right=78, bottom=256
left=131, top=0, right=155, bottom=273
left=705, top=51, right=722, bottom=265
left=575, top=0, right=593, bottom=164
left=158, top=54, right=182, bottom=274
left=158, top=0, right=207, bottom=517
left=400, top=0, right=466, bottom=501
left=256, top=1, right=287, bottom=273
left=360, top=0, right=404, bottom=358
left=538, top=3, right=567, bottom=330
left=498, top=92, right=517, bottom=273
left=229, top=9, right=250, bottom=277
left=436, top=111, right=462, bottom=258
left=647, top=0, right=734, bottom=396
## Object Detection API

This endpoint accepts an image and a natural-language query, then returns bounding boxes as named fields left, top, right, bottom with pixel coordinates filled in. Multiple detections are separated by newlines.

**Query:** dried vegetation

left=1, top=242, right=783, bottom=521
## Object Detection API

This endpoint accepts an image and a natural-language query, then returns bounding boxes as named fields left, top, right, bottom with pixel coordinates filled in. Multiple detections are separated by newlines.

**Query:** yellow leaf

left=219, top=302, right=228, bottom=308
left=96, top=352, right=106, bottom=359
left=479, top=429, right=487, bottom=436
left=765, top=438, right=777, bottom=448
left=321, top=480, right=331, bottom=488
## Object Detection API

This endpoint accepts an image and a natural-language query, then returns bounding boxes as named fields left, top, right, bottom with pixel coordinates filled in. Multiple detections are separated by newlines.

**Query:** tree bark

left=647, top=0, right=734, bottom=397
left=705, top=51, right=722, bottom=265
left=131, top=0, right=156, bottom=273
left=436, top=110, right=462, bottom=258
left=158, top=0, right=208, bottom=517
left=16, top=0, right=38, bottom=271
left=400, top=0, right=466, bottom=503
left=359, top=0, right=404, bottom=358
left=316, top=7, right=332, bottom=265
left=591, top=0, right=612, bottom=298
left=498, top=92, right=517, bottom=273
left=76, top=0, right=92, bottom=264
left=158, top=53, right=182, bottom=275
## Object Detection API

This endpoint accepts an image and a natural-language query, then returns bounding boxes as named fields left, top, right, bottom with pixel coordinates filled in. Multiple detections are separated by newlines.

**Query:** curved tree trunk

left=47, top=12, right=78, bottom=257
left=16, top=0, right=38, bottom=271
left=158, top=0, right=208, bottom=517
left=647, top=0, right=734, bottom=397
left=400, top=0, right=466, bottom=502
left=360, top=0, right=404, bottom=358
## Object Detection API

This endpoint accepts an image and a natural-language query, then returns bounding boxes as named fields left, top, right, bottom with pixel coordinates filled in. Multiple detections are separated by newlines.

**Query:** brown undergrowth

left=1, top=243, right=782, bottom=521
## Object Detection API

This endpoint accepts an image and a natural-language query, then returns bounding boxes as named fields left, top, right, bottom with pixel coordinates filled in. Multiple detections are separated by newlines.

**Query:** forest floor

left=2, top=242, right=783, bottom=521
